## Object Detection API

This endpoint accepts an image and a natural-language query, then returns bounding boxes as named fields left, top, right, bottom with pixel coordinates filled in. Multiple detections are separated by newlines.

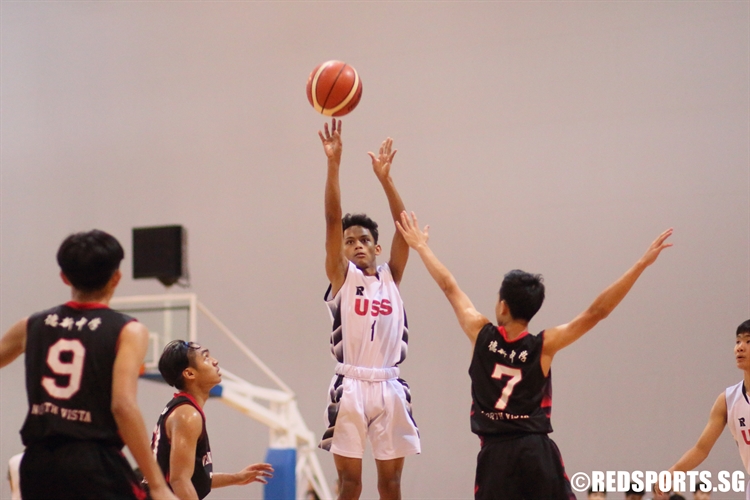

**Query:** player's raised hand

left=639, top=228, right=674, bottom=267
left=368, top=137, right=397, bottom=181
left=652, top=484, right=671, bottom=499
left=319, top=119, right=342, bottom=161
left=235, top=462, right=274, bottom=485
left=395, top=211, right=429, bottom=250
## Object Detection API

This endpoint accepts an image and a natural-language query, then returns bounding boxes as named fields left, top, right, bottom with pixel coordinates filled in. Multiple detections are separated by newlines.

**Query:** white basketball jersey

left=725, top=381, right=750, bottom=473
left=325, top=261, right=408, bottom=369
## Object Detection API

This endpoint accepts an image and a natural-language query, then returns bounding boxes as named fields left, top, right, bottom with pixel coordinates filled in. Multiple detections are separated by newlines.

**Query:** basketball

left=306, top=60, right=363, bottom=117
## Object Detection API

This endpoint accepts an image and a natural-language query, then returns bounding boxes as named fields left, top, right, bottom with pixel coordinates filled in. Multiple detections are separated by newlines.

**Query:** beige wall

left=1, top=2, right=748, bottom=499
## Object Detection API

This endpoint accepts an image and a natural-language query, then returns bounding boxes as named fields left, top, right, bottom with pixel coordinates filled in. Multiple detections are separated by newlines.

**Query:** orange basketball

left=306, top=60, right=363, bottom=117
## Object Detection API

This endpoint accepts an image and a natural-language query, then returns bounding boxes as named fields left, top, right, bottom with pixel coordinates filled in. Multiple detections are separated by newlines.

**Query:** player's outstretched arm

left=654, top=393, right=727, bottom=495
left=111, top=322, right=177, bottom=500
left=0, top=318, right=27, bottom=369
left=321, top=119, right=348, bottom=296
left=670, top=392, right=727, bottom=471
left=212, top=463, right=274, bottom=488
left=396, top=211, right=489, bottom=344
left=165, top=405, right=204, bottom=500
left=543, top=228, right=673, bottom=359
left=369, top=138, right=408, bottom=285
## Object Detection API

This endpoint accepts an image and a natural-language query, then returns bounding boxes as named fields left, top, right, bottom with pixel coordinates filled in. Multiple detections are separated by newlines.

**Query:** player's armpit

left=0, top=318, right=27, bottom=368
left=325, top=251, right=349, bottom=299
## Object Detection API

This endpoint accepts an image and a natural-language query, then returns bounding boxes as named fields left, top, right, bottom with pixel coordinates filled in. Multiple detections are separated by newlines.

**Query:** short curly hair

left=342, top=213, right=379, bottom=244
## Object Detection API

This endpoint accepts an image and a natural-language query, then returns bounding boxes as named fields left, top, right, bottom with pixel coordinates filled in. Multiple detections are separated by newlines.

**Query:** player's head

left=693, top=484, right=710, bottom=500
left=343, top=213, right=379, bottom=243
left=587, top=486, right=606, bottom=499
left=497, top=270, right=545, bottom=323
left=159, top=340, right=220, bottom=391
left=342, top=213, right=381, bottom=270
left=57, top=230, right=124, bottom=293
left=735, top=320, right=750, bottom=371
left=624, top=484, right=644, bottom=499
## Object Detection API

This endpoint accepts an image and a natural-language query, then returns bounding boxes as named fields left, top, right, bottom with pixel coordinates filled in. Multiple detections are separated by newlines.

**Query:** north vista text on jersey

left=31, top=401, right=92, bottom=422
left=480, top=410, right=530, bottom=421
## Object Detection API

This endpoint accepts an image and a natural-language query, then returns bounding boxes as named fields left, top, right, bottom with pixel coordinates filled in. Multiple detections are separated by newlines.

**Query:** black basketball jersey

left=152, top=393, right=213, bottom=500
left=20, top=302, right=135, bottom=446
left=469, top=323, right=553, bottom=436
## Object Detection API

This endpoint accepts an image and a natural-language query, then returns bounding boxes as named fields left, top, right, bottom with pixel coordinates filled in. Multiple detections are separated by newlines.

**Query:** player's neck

left=184, top=386, right=209, bottom=408
left=355, top=261, right=378, bottom=277
left=743, top=370, right=750, bottom=392
left=500, top=321, right=528, bottom=340
left=69, top=288, right=113, bottom=305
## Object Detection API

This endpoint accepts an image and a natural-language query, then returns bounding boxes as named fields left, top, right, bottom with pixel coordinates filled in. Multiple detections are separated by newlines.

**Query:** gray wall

left=1, top=2, right=748, bottom=499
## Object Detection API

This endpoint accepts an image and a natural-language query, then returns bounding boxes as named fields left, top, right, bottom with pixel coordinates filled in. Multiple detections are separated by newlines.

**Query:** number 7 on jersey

left=491, top=364, right=522, bottom=411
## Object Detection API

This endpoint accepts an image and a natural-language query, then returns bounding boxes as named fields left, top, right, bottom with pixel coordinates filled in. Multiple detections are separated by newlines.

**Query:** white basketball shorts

left=319, top=364, right=421, bottom=460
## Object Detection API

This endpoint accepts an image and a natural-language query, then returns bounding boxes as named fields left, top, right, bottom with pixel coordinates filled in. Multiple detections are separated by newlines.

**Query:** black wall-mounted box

left=132, top=225, right=186, bottom=286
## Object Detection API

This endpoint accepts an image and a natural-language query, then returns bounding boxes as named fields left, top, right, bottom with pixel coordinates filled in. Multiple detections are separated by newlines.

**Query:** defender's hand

left=395, top=211, right=429, bottom=250
left=640, top=228, right=674, bottom=267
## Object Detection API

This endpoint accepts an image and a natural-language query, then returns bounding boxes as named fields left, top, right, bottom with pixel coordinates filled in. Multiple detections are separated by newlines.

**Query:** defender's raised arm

left=396, top=211, right=489, bottom=343
left=542, top=228, right=674, bottom=362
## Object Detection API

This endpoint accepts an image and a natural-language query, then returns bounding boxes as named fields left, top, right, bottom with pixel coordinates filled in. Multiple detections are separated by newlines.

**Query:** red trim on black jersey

left=131, top=481, right=147, bottom=500
left=497, top=326, right=529, bottom=343
left=64, top=301, right=110, bottom=310
left=173, top=392, right=206, bottom=419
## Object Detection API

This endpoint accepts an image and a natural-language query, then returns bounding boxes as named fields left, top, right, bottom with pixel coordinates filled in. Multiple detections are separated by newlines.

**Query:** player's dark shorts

left=20, top=439, right=148, bottom=500
left=475, top=433, right=575, bottom=500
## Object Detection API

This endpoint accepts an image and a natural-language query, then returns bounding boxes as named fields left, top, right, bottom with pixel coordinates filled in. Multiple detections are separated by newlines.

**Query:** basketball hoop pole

left=196, top=301, right=294, bottom=396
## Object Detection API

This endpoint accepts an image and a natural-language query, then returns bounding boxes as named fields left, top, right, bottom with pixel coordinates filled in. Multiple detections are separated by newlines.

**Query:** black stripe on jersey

left=325, top=284, right=345, bottom=363
left=396, top=310, right=409, bottom=366
left=319, top=375, right=345, bottom=452
left=397, top=378, right=419, bottom=432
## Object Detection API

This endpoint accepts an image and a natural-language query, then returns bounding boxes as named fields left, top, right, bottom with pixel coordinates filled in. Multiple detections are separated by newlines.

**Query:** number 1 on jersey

left=370, top=320, right=376, bottom=341
left=491, top=364, right=522, bottom=411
